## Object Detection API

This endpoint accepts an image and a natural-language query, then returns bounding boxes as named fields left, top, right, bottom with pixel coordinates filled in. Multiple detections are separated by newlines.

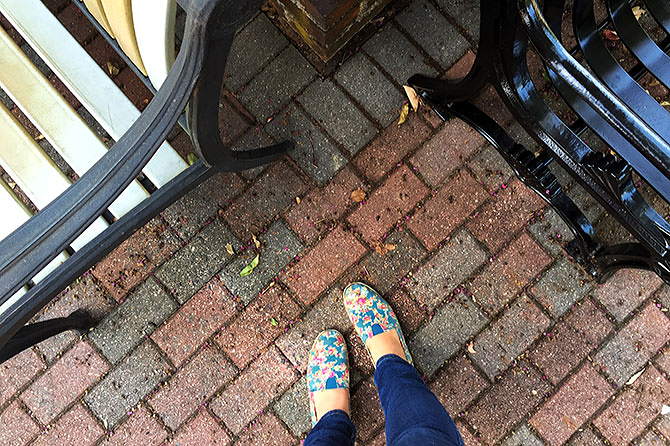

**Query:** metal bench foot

left=0, top=310, right=94, bottom=364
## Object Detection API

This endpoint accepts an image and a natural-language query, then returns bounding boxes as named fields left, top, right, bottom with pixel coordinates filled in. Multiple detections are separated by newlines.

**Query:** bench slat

left=82, top=0, right=115, bottom=37
left=0, top=27, right=150, bottom=218
left=132, top=0, right=176, bottom=89
left=0, top=102, right=108, bottom=250
left=100, top=0, right=147, bottom=74
left=0, top=175, right=68, bottom=282
left=0, top=0, right=188, bottom=189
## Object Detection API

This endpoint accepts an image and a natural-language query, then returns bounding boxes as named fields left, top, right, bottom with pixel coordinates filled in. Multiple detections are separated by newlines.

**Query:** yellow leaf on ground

left=106, top=62, right=119, bottom=76
left=351, top=188, right=366, bottom=203
left=225, top=243, right=235, bottom=256
left=660, top=101, right=670, bottom=107
left=373, top=241, right=397, bottom=256
left=632, top=6, right=646, bottom=20
left=397, top=102, right=410, bottom=126
left=252, top=234, right=261, bottom=249
left=403, top=86, right=420, bottom=112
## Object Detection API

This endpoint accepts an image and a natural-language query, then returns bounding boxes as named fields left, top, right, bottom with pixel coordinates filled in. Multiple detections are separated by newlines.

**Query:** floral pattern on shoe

left=306, top=329, right=349, bottom=426
left=343, top=282, right=413, bottom=365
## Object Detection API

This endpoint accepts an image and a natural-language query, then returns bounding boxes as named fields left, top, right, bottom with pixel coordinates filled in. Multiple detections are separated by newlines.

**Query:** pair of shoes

left=306, top=282, right=412, bottom=426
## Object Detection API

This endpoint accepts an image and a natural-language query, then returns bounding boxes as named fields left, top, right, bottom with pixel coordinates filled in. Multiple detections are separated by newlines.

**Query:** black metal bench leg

left=0, top=310, right=94, bottom=364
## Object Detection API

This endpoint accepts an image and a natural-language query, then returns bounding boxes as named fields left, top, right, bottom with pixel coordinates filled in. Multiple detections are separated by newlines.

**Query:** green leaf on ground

left=239, top=254, right=260, bottom=277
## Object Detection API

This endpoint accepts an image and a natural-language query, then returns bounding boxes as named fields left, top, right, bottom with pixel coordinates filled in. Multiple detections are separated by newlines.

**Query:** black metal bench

left=0, top=0, right=291, bottom=363
left=409, top=0, right=670, bottom=285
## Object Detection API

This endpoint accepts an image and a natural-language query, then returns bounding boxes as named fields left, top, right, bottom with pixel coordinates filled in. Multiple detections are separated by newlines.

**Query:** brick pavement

left=1, top=1, right=669, bottom=445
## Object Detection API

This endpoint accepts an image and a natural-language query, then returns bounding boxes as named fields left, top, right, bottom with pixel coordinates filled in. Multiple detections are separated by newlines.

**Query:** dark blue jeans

left=304, top=354, right=464, bottom=445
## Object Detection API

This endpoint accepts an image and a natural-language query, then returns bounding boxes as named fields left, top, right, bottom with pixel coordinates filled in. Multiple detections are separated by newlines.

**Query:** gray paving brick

left=297, top=79, right=376, bottom=155
left=501, top=424, right=544, bottom=446
left=238, top=45, right=315, bottom=120
left=396, top=0, right=470, bottom=71
left=409, top=229, right=487, bottom=310
left=89, top=278, right=176, bottom=363
left=266, top=104, right=347, bottom=184
left=85, top=341, right=171, bottom=428
left=162, top=173, right=243, bottom=240
left=219, top=219, right=303, bottom=304
left=232, top=126, right=275, bottom=180
left=528, top=208, right=574, bottom=257
left=35, top=275, right=113, bottom=363
left=471, top=296, right=550, bottom=379
left=531, top=258, right=594, bottom=318
left=224, top=13, right=289, bottom=91
left=467, top=144, right=515, bottom=192
left=569, top=427, right=607, bottom=445
left=155, top=220, right=240, bottom=304
left=334, top=53, right=405, bottom=127
left=341, top=229, right=427, bottom=296
left=435, top=0, right=480, bottom=40
left=363, top=24, right=438, bottom=85
left=409, top=291, right=487, bottom=377
left=276, top=288, right=351, bottom=367
left=273, top=376, right=310, bottom=437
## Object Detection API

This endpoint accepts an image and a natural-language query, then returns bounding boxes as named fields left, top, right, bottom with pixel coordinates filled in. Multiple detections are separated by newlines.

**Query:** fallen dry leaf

left=252, top=234, right=261, bottom=249
left=373, top=241, right=397, bottom=256
left=632, top=6, right=645, bottom=20
left=467, top=341, right=477, bottom=354
left=225, top=243, right=235, bottom=256
left=660, top=101, right=670, bottom=107
left=625, top=368, right=645, bottom=385
left=602, top=29, right=619, bottom=41
left=397, top=102, right=410, bottom=126
left=295, top=196, right=301, bottom=204
left=351, top=188, right=366, bottom=203
left=106, top=62, right=119, bottom=76
left=403, top=85, right=420, bottom=112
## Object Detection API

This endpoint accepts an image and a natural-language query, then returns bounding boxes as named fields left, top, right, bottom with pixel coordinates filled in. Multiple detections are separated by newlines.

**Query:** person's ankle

left=365, top=330, right=406, bottom=366
left=312, top=388, right=350, bottom=421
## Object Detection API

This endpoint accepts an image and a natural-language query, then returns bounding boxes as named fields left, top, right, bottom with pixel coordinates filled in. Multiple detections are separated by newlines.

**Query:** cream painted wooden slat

left=0, top=180, right=69, bottom=283
left=0, top=102, right=108, bottom=250
left=0, top=27, right=150, bottom=218
left=82, top=0, right=114, bottom=37
left=132, top=0, right=176, bottom=89
left=0, top=0, right=188, bottom=188
left=100, top=0, right=147, bottom=74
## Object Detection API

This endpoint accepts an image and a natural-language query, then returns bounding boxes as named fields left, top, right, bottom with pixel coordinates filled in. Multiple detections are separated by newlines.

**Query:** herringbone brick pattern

left=1, top=0, right=669, bottom=445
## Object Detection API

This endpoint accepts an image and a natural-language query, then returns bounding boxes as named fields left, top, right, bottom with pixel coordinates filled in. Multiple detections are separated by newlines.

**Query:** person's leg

left=374, top=354, right=462, bottom=445
left=304, top=330, right=356, bottom=446
left=304, top=409, right=356, bottom=446
left=343, top=283, right=463, bottom=446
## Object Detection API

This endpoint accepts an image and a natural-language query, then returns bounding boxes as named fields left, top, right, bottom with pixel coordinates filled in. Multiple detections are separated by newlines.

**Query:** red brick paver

left=0, top=401, right=39, bottom=446
left=594, top=365, right=670, bottom=445
left=216, top=286, right=302, bottom=368
left=168, top=409, right=231, bottom=446
left=408, top=169, right=488, bottom=250
left=32, top=404, right=104, bottom=446
left=21, top=341, right=108, bottom=424
left=0, top=349, right=44, bottom=407
left=93, top=217, right=180, bottom=301
left=281, top=226, right=366, bottom=305
left=210, top=347, right=297, bottom=434
left=151, top=277, right=238, bottom=367
left=235, top=413, right=294, bottom=446
left=149, top=345, right=237, bottom=430
left=285, top=167, right=364, bottom=243
left=355, top=114, right=431, bottom=182
left=469, top=232, right=552, bottom=315
left=530, top=364, right=613, bottom=446
left=100, top=406, right=167, bottom=446
left=347, top=164, right=429, bottom=244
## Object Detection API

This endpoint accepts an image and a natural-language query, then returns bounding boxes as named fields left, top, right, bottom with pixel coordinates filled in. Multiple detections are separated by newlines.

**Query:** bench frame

left=409, top=0, right=670, bottom=285
left=0, top=0, right=292, bottom=360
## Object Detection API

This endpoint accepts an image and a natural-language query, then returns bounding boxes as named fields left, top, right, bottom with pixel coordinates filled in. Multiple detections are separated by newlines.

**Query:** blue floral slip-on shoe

left=306, top=329, right=350, bottom=427
left=343, top=282, right=413, bottom=366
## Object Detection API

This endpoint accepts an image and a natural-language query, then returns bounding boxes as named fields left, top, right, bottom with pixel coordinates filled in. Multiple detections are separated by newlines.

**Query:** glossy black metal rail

left=0, top=0, right=292, bottom=362
left=409, top=0, right=670, bottom=285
